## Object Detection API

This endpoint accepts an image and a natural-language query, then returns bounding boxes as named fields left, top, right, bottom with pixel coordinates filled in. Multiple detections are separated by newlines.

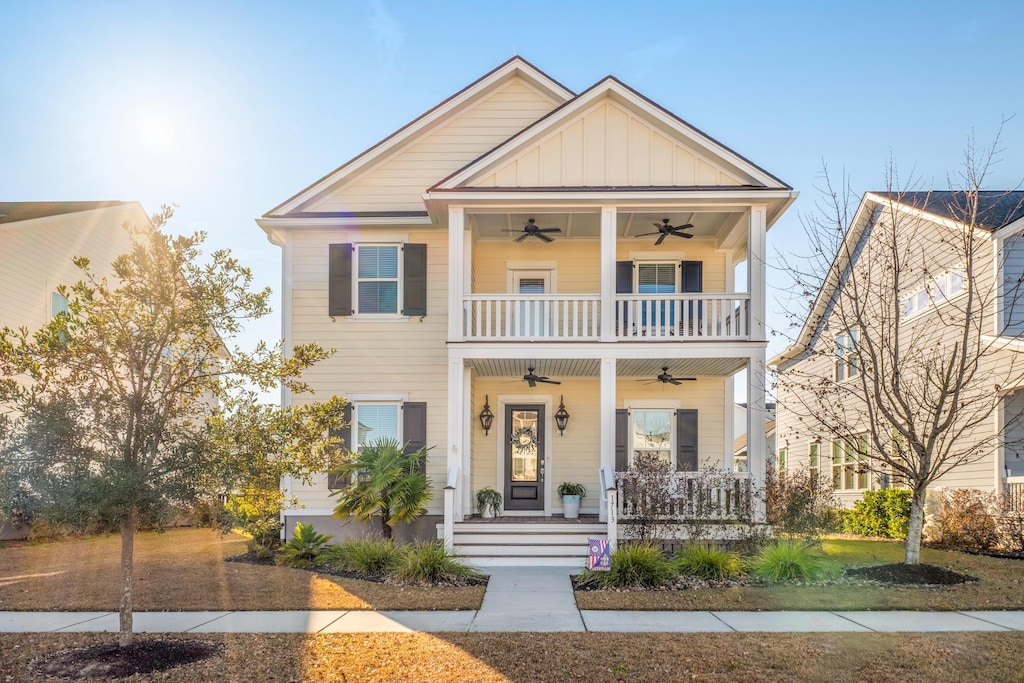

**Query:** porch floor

left=461, top=514, right=600, bottom=524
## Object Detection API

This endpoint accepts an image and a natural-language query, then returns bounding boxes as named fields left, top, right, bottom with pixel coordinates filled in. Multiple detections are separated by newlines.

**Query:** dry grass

left=2, top=632, right=1024, bottom=682
left=0, top=528, right=484, bottom=611
left=576, top=537, right=1024, bottom=611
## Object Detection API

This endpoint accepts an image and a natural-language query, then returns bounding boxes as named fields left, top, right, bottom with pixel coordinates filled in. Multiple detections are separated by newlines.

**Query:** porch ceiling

left=470, top=211, right=739, bottom=241
left=466, top=357, right=747, bottom=378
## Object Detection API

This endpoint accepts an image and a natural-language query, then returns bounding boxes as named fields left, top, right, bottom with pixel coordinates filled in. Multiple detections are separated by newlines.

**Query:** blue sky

left=3, top=1, right=1022, bottom=361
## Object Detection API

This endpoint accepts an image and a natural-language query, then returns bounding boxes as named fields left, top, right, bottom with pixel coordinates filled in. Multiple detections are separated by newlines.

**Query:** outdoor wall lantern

left=554, top=395, right=570, bottom=435
left=479, top=395, right=494, bottom=435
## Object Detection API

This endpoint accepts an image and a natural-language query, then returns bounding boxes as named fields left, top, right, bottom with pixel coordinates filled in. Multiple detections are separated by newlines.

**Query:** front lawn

left=0, top=528, right=485, bottom=611
left=3, top=632, right=1024, bottom=682
left=574, top=537, right=1024, bottom=611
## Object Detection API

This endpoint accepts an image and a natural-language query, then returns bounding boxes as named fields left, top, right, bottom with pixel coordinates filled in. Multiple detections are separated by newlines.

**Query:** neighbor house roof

left=876, top=191, right=1024, bottom=232
left=0, top=201, right=131, bottom=225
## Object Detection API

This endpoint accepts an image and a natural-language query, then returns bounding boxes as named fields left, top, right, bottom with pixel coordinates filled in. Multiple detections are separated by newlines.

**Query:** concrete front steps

left=438, top=520, right=606, bottom=567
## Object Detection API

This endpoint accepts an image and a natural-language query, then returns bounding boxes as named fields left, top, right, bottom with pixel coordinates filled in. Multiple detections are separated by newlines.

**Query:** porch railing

left=614, top=294, right=750, bottom=340
left=463, top=294, right=601, bottom=340
left=614, top=470, right=753, bottom=522
left=1006, top=476, right=1024, bottom=512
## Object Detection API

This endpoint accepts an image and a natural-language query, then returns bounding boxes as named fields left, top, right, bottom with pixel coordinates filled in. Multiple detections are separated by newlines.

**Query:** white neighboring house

left=259, top=57, right=798, bottom=564
left=733, top=402, right=776, bottom=474
left=0, top=201, right=150, bottom=539
left=773, top=191, right=1024, bottom=509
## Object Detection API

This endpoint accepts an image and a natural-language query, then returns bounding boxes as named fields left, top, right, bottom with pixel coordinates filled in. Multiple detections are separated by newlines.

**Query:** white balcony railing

left=463, top=294, right=601, bottom=340
left=615, top=294, right=750, bottom=340
left=460, top=293, right=751, bottom=341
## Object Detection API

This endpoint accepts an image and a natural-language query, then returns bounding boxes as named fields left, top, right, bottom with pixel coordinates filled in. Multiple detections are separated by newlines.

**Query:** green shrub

left=582, top=543, right=673, bottom=588
left=843, top=489, right=912, bottom=539
left=393, top=542, right=483, bottom=585
left=319, top=538, right=407, bottom=578
left=221, top=488, right=284, bottom=548
left=749, top=539, right=824, bottom=582
left=673, top=543, right=743, bottom=581
left=277, top=523, right=333, bottom=569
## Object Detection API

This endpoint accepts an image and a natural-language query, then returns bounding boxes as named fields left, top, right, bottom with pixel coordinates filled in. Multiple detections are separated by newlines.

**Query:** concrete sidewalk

left=3, top=566, right=1024, bottom=634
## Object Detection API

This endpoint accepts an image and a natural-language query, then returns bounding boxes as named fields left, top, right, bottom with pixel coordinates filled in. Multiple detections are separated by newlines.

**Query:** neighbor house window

left=834, top=328, right=859, bottom=382
left=901, top=268, right=966, bottom=318
left=51, top=291, right=68, bottom=318
left=832, top=435, right=869, bottom=491
left=808, top=442, right=820, bottom=483
left=631, top=409, right=673, bottom=467
left=356, top=245, right=400, bottom=314
left=777, top=447, right=787, bottom=472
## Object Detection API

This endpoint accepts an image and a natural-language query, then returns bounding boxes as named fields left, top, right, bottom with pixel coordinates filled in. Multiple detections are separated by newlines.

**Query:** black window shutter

left=327, top=401, right=353, bottom=490
left=616, top=261, right=633, bottom=293
left=676, top=409, right=698, bottom=471
left=680, top=260, right=703, bottom=323
left=402, top=243, right=427, bottom=316
left=615, top=408, right=629, bottom=471
left=402, top=402, right=428, bottom=474
left=329, top=244, right=353, bottom=317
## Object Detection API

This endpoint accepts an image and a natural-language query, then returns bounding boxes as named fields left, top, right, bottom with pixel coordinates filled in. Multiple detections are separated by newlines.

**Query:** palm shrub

left=330, top=437, right=431, bottom=540
left=277, top=523, right=333, bottom=568
left=319, top=538, right=407, bottom=578
left=393, top=541, right=483, bottom=585
left=749, top=539, right=824, bottom=582
left=674, top=543, right=743, bottom=581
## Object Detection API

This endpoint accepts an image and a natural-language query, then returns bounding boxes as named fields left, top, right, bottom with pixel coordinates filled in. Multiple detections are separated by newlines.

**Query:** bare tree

left=775, top=130, right=1024, bottom=564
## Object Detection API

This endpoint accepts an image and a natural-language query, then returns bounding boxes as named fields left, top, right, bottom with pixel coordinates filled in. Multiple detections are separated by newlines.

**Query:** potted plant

left=476, top=486, right=503, bottom=518
left=558, top=482, right=587, bottom=519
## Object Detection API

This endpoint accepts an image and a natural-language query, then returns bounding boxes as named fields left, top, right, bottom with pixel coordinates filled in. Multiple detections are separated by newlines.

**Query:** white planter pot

left=481, top=505, right=495, bottom=519
left=562, top=494, right=581, bottom=519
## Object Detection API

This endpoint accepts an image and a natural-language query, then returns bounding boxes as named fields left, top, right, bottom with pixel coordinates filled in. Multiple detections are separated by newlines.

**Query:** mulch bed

left=226, top=551, right=490, bottom=587
left=845, top=563, right=979, bottom=585
left=28, top=639, right=223, bottom=680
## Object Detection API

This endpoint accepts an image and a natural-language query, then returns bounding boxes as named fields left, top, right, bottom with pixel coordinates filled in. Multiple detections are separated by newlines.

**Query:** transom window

left=356, top=245, right=400, bottom=314
left=901, top=268, right=966, bottom=318
left=631, top=409, right=673, bottom=467
left=832, top=435, right=869, bottom=491
left=834, top=328, right=859, bottom=382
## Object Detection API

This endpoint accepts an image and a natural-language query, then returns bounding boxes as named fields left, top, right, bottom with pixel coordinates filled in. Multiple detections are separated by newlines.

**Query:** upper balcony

left=448, top=206, right=766, bottom=344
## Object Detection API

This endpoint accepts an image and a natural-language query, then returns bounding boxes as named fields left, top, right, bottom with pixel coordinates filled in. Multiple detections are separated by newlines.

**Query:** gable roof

left=772, top=190, right=1024, bottom=370
left=431, top=75, right=791, bottom=192
left=0, top=201, right=131, bottom=225
left=264, top=56, right=574, bottom=218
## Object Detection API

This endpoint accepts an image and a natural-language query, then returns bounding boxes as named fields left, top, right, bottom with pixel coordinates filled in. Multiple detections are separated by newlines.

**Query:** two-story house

left=260, top=58, right=797, bottom=564
left=774, top=191, right=1024, bottom=509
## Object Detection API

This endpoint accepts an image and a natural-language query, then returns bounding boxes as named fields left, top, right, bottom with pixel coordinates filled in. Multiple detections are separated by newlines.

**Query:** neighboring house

left=732, top=401, right=775, bottom=473
left=773, top=191, right=1024, bottom=508
left=0, top=201, right=149, bottom=539
left=259, top=57, right=797, bottom=563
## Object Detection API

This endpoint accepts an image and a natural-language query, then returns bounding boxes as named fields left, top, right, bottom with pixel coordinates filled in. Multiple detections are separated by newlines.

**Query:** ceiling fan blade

left=655, top=233, right=667, bottom=246
left=668, top=230, right=693, bottom=239
left=675, top=223, right=694, bottom=230
left=634, top=231, right=661, bottom=237
left=536, top=233, right=554, bottom=243
left=514, top=233, right=529, bottom=243
left=536, top=378, right=561, bottom=384
left=668, top=378, right=682, bottom=385
left=501, top=229, right=523, bottom=233
left=536, top=228, right=561, bottom=233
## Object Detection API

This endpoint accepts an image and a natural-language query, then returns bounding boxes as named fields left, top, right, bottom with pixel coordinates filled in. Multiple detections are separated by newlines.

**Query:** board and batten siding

left=0, top=205, right=144, bottom=333
left=286, top=226, right=450, bottom=514
left=304, top=78, right=560, bottom=214
left=469, top=98, right=747, bottom=189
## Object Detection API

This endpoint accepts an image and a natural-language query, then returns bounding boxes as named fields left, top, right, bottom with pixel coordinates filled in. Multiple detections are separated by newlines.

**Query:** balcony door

left=511, top=270, right=551, bottom=337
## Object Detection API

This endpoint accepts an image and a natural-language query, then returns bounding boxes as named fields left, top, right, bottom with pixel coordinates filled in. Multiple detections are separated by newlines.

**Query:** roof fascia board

left=257, top=216, right=435, bottom=230
left=991, top=215, right=1024, bottom=241
left=266, top=58, right=574, bottom=217
left=424, top=188, right=797, bottom=203
left=435, top=77, right=789, bottom=191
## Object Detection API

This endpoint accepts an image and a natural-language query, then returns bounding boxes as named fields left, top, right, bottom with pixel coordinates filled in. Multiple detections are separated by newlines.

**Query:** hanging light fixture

left=479, top=395, right=494, bottom=435
left=554, top=395, right=570, bottom=435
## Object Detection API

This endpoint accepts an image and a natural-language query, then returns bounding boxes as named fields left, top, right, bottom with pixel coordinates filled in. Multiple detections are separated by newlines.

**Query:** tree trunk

left=381, top=515, right=392, bottom=540
left=119, top=507, right=136, bottom=647
left=905, top=487, right=927, bottom=565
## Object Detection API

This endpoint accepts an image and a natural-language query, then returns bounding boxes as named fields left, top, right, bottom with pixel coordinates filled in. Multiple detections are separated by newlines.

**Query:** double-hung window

left=631, top=409, right=673, bottom=467
left=834, top=328, right=859, bottom=382
left=354, top=403, right=401, bottom=450
left=637, top=263, right=677, bottom=330
left=356, top=245, right=400, bottom=314
left=808, top=442, right=820, bottom=483
left=832, top=435, right=869, bottom=491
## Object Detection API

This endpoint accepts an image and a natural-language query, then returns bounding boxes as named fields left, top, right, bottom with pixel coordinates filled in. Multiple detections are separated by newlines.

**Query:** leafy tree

left=330, top=436, right=431, bottom=540
left=0, top=206, right=343, bottom=646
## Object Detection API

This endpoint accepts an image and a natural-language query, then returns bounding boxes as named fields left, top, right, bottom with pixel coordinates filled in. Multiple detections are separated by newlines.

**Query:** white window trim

left=831, top=434, right=870, bottom=492
left=506, top=262, right=557, bottom=293
left=808, top=440, right=822, bottom=482
left=351, top=242, right=406, bottom=319
left=624, top=400, right=681, bottom=470
left=351, top=400, right=403, bottom=451
left=900, top=266, right=968, bottom=320
left=634, top=260, right=680, bottom=293
left=833, top=328, right=860, bottom=383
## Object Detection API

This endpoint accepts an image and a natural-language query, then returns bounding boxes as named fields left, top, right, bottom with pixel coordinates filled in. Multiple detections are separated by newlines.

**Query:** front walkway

left=2, top=566, right=1023, bottom=633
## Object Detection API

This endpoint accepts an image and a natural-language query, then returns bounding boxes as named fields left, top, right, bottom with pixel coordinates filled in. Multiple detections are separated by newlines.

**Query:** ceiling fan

left=523, top=367, right=561, bottom=387
left=635, top=218, right=694, bottom=245
left=637, top=367, right=696, bottom=386
left=504, top=218, right=562, bottom=243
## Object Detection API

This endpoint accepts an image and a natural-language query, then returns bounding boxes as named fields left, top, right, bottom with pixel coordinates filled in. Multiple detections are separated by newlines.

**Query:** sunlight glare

left=133, top=110, right=177, bottom=156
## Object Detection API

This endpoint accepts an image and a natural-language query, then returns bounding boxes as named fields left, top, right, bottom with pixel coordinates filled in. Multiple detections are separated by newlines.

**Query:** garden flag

left=588, top=538, right=611, bottom=571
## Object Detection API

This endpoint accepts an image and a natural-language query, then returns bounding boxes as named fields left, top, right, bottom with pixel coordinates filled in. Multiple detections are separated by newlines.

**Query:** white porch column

left=600, top=206, right=617, bottom=342
left=599, top=357, right=617, bottom=522
left=447, top=207, right=465, bottom=342
left=723, top=377, right=735, bottom=470
left=748, top=205, right=767, bottom=341
left=747, top=351, right=768, bottom=523
left=447, top=356, right=465, bottom=527
left=460, top=365, right=471, bottom=520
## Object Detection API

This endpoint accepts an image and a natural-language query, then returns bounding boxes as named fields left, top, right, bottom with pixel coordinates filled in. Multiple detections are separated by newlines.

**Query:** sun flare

left=133, top=111, right=177, bottom=155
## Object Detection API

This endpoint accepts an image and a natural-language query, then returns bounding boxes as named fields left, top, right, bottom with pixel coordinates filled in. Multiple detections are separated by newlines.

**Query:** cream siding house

left=774, top=191, right=1024, bottom=508
left=260, top=58, right=797, bottom=564
left=0, top=201, right=149, bottom=539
